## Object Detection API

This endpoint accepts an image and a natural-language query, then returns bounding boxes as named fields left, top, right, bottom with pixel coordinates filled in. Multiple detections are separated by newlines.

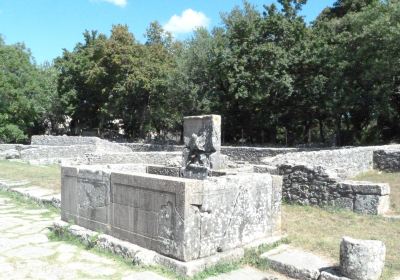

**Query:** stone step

left=260, top=245, right=336, bottom=280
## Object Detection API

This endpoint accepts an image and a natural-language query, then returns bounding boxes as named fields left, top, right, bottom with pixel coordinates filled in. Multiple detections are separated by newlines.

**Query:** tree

left=0, top=37, right=56, bottom=143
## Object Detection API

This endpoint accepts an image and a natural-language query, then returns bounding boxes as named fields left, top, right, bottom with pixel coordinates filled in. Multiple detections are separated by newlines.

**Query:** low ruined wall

left=83, top=152, right=182, bottom=166
left=20, top=145, right=97, bottom=161
left=264, top=145, right=400, bottom=179
left=121, top=143, right=183, bottom=152
left=220, top=146, right=298, bottom=163
left=31, top=135, right=99, bottom=146
left=31, top=135, right=132, bottom=154
left=373, top=149, right=400, bottom=172
left=61, top=166, right=282, bottom=261
left=277, top=163, right=390, bottom=215
left=122, top=142, right=298, bottom=163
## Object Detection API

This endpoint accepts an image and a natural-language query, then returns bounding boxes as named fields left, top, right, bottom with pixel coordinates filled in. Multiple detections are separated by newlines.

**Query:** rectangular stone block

left=354, top=194, right=389, bottom=215
left=183, top=115, right=221, bottom=152
left=61, top=166, right=79, bottom=222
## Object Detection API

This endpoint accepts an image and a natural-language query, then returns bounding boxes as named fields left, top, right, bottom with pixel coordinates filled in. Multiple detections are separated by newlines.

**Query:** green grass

left=354, top=171, right=400, bottom=214
left=282, top=204, right=400, bottom=280
left=0, top=160, right=60, bottom=191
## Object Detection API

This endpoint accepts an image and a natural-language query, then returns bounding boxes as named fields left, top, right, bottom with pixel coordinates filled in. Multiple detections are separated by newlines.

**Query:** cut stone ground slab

left=0, top=194, right=170, bottom=280
left=261, top=245, right=336, bottom=280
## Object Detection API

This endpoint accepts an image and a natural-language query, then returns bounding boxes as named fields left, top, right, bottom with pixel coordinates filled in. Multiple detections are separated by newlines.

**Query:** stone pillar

left=340, top=236, right=386, bottom=280
left=181, top=115, right=223, bottom=179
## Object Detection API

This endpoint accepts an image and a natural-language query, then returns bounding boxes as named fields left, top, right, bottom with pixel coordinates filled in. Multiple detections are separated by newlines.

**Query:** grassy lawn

left=0, top=160, right=399, bottom=278
left=0, top=160, right=60, bottom=191
left=354, top=171, right=400, bottom=214
left=283, top=205, right=400, bottom=279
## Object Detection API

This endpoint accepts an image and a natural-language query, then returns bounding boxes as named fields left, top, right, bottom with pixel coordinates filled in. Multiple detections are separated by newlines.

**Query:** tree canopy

left=2, top=1, right=400, bottom=145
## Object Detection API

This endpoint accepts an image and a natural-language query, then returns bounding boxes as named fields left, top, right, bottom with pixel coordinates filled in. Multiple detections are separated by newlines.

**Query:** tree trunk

left=318, top=118, right=325, bottom=143
left=336, top=115, right=342, bottom=146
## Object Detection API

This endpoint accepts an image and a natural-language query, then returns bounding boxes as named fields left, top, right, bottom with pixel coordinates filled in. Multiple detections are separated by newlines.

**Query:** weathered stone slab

left=340, top=236, right=385, bottom=280
left=260, top=245, right=335, bottom=280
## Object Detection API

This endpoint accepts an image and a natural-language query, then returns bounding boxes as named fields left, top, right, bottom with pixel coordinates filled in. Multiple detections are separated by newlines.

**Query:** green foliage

left=55, top=24, right=180, bottom=139
left=4, top=0, right=400, bottom=145
left=0, top=38, right=58, bottom=143
left=0, top=123, right=26, bottom=143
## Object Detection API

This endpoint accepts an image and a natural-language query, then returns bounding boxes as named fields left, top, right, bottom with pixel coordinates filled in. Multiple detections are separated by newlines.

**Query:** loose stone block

left=340, top=236, right=386, bottom=280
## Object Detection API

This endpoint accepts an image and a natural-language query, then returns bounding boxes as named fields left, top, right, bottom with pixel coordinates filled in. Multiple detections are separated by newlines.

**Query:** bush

left=0, top=124, right=27, bottom=143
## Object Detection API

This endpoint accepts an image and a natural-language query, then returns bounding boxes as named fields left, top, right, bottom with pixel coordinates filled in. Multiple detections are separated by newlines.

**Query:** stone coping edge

left=0, top=181, right=61, bottom=209
left=52, top=219, right=285, bottom=277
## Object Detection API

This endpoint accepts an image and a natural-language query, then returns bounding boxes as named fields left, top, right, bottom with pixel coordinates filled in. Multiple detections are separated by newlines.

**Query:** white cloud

left=163, top=9, right=210, bottom=35
left=94, top=0, right=127, bottom=7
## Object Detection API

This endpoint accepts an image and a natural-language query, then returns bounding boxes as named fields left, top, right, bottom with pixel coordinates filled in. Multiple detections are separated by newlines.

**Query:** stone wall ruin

left=61, top=165, right=282, bottom=262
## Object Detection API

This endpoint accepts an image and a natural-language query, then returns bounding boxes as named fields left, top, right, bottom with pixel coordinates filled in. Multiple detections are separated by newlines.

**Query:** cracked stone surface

left=0, top=194, right=170, bottom=280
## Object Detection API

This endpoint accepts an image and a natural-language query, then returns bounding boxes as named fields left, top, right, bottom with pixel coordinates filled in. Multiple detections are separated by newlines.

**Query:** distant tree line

left=1, top=0, right=400, bottom=146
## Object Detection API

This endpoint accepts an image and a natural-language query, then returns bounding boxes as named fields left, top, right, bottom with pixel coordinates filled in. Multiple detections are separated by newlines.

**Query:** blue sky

left=0, top=0, right=336, bottom=64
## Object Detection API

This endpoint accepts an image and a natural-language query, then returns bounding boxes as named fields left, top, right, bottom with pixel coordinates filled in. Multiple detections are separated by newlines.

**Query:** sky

left=0, top=0, right=336, bottom=64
